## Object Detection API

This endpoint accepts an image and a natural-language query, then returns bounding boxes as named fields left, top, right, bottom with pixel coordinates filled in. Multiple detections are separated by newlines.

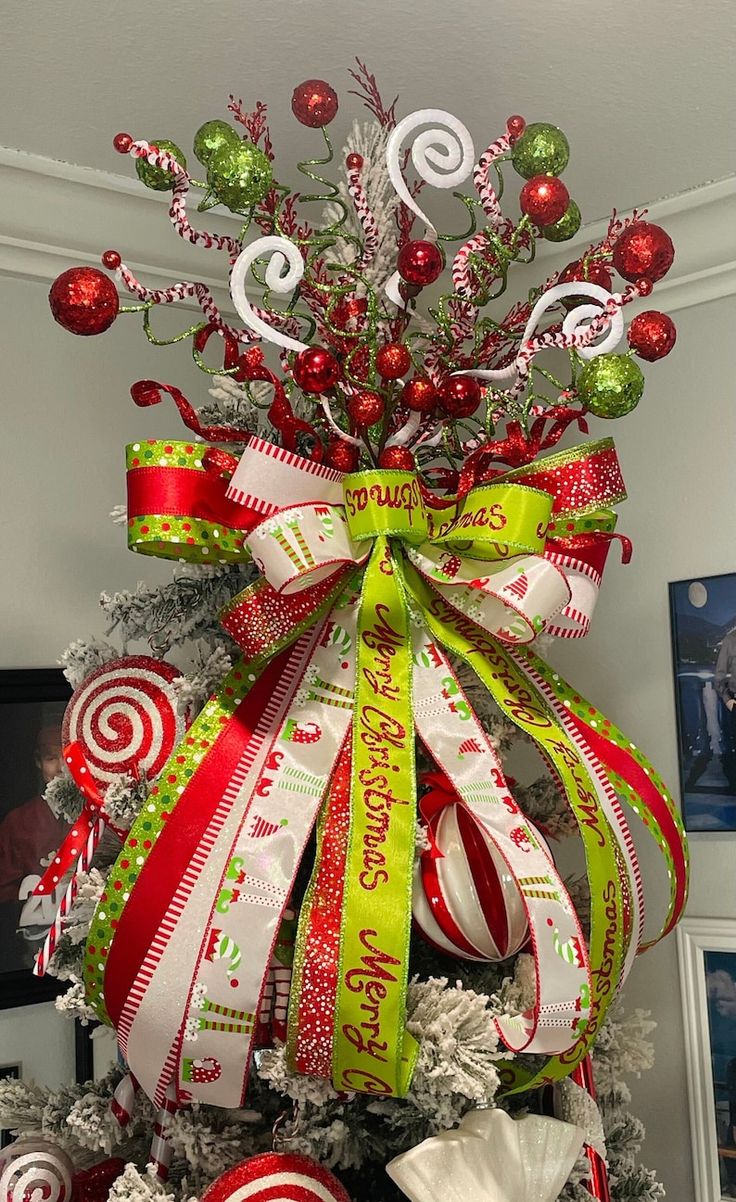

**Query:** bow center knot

left=342, top=470, right=428, bottom=545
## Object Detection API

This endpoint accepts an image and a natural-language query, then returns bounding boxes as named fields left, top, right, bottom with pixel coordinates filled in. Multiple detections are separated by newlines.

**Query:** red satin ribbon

left=570, top=713, right=688, bottom=943
left=34, top=742, right=124, bottom=897
left=127, top=465, right=264, bottom=533
left=103, top=650, right=293, bottom=1026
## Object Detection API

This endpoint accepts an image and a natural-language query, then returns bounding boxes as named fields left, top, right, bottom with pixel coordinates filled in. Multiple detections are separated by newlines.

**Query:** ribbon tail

left=514, top=645, right=689, bottom=947
left=411, top=627, right=592, bottom=1055
left=406, top=562, right=630, bottom=1093
left=331, top=537, right=419, bottom=1097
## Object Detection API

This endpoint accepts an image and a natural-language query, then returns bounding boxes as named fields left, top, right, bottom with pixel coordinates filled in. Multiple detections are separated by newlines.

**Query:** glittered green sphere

left=193, top=120, right=240, bottom=168
left=577, top=353, right=645, bottom=419
left=542, top=199, right=581, bottom=242
left=511, top=122, right=570, bottom=179
left=135, top=139, right=186, bottom=191
left=205, top=140, right=273, bottom=212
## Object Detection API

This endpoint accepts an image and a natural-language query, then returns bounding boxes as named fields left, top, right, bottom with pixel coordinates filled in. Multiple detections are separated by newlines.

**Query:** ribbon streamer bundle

left=44, top=72, right=687, bottom=1136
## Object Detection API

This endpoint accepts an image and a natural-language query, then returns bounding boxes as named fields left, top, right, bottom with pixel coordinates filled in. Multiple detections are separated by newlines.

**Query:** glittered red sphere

left=637, top=277, right=654, bottom=297
left=49, top=266, right=119, bottom=336
left=627, top=310, right=677, bottom=361
left=347, top=389, right=385, bottom=427
left=113, top=132, right=133, bottom=153
left=292, top=346, right=341, bottom=394
left=397, top=239, right=445, bottom=288
left=379, top=445, right=415, bottom=470
left=101, top=249, right=121, bottom=270
left=402, top=376, right=438, bottom=413
left=346, top=152, right=364, bottom=171
left=376, top=342, right=412, bottom=379
left=506, top=114, right=526, bottom=144
left=326, top=438, right=359, bottom=472
left=559, top=260, right=613, bottom=291
left=332, top=296, right=368, bottom=329
left=438, top=375, right=483, bottom=419
left=519, top=175, right=570, bottom=227
left=291, top=79, right=339, bottom=128
left=612, top=221, right=675, bottom=283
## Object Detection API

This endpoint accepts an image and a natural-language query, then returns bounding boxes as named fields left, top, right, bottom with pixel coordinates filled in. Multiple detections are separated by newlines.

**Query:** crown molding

left=1, top=145, right=734, bottom=316
left=534, top=175, right=736, bottom=315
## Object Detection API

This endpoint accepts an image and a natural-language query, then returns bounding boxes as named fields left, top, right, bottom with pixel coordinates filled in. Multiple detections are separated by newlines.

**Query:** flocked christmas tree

left=1, top=63, right=687, bottom=1202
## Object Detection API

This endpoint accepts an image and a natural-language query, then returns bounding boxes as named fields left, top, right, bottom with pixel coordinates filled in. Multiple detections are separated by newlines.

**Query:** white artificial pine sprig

left=108, top=1163, right=172, bottom=1202
left=60, top=638, right=121, bottom=688
left=172, top=641, right=233, bottom=715
left=404, top=977, right=505, bottom=1126
left=323, top=120, right=399, bottom=287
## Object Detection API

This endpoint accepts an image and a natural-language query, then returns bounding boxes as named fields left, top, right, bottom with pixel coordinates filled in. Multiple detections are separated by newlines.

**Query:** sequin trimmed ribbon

left=83, top=433, right=688, bottom=1108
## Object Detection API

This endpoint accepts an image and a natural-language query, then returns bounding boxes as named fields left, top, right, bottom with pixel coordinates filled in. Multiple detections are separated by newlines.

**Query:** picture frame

left=669, top=573, right=736, bottom=832
left=0, top=1009, right=94, bottom=1148
left=678, top=917, right=736, bottom=1201
left=0, top=668, right=71, bottom=1008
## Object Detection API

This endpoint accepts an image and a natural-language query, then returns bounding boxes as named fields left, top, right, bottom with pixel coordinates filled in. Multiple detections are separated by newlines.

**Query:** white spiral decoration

left=454, top=281, right=624, bottom=386
left=385, top=109, right=475, bottom=233
left=0, top=1146, right=72, bottom=1202
left=230, top=236, right=308, bottom=353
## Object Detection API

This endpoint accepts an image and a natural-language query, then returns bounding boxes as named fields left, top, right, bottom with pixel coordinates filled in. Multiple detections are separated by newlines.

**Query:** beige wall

left=2, top=270, right=736, bottom=1196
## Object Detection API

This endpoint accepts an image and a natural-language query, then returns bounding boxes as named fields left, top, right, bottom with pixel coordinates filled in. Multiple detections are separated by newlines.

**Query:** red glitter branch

left=348, top=58, right=398, bottom=128
left=227, top=97, right=274, bottom=161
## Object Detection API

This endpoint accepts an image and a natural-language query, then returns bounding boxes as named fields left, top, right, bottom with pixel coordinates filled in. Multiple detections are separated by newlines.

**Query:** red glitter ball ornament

left=101, top=249, right=121, bottom=270
left=346, top=152, right=364, bottom=170
left=376, top=342, right=412, bottom=379
left=612, top=221, right=675, bottom=283
left=627, top=310, right=677, bottom=361
left=292, top=346, right=341, bottom=394
left=397, top=239, right=445, bottom=288
left=519, top=175, right=570, bottom=227
left=438, top=375, right=482, bottom=418
left=506, top=114, right=526, bottom=144
left=558, top=259, right=613, bottom=310
left=332, top=296, right=368, bottom=329
left=49, top=266, right=119, bottom=336
left=347, top=389, right=385, bottom=427
left=402, top=376, right=437, bottom=413
left=326, top=438, right=359, bottom=472
left=291, top=79, right=339, bottom=128
left=379, top=445, right=415, bottom=470
left=113, top=132, right=133, bottom=153
left=637, top=277, right=654, bottom=297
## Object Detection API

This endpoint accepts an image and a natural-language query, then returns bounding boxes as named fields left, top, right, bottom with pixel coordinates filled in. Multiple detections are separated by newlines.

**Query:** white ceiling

left=2, top=0, right=735, bottom=222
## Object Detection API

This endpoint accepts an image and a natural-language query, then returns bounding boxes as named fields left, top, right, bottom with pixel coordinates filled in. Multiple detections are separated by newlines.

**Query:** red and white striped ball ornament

left=62, top=656, right=186, bottom=790
left=413, top=772, right=537, bottom=962
left=201, top=1153, right=351, bottom=1202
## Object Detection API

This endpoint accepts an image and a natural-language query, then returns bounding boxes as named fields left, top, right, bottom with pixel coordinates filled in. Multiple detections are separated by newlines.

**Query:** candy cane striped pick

left=148, top=1080, right=178, bottom=1183
left=110, top=1071, right=140, bottom=1128
left=33, top=741, right=120, bottom=977
left=33, top=813, right=103, bottom=978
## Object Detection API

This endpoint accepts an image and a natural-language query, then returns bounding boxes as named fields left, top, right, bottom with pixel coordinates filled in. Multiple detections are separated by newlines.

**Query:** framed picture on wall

left=669, top=573, right=736, bottom=832
left=679, top=918, right=736, bottom=1202
left=0, top=669, right=71, bottom=1008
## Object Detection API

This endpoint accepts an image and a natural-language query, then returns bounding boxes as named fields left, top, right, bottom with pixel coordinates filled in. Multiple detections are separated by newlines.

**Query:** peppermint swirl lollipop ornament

left=0, top=1138, right=73, bottom=1202
left=201, top=1153, right=352, bottom=1202
left=62, top=656, right=186, bottom=788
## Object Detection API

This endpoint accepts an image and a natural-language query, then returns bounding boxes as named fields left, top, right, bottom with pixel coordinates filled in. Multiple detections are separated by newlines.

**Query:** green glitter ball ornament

left=203, top=140, right=273, bottom=212
left=193, top=120, right=240, bottom=168
left=135, top=139, right=186, bottom=191
left=511, top=122, right=570, bottom=179
left=577, top=353, right=645, bottom=419
left=542, top=199, right=581, bottom=242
